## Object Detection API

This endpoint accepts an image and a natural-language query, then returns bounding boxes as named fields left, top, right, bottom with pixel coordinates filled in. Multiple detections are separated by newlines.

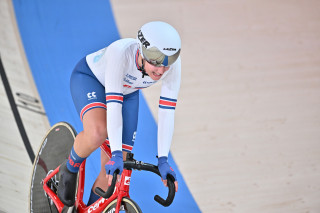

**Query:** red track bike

left=29, top=122, right=175, bottom=213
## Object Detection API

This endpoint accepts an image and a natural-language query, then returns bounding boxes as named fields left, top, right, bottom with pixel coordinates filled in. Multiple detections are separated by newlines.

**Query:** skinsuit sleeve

left=157, top=57, right=181, bottom=157
left=104, top=42, right=126, bottom=152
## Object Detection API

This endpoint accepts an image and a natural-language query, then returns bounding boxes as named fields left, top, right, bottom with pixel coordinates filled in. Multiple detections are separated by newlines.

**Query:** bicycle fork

left=114, top=169, right=133, bottom=213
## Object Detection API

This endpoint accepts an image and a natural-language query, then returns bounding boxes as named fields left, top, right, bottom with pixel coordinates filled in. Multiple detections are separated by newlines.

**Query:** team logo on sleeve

left=93, top=48, right=107, bottom=63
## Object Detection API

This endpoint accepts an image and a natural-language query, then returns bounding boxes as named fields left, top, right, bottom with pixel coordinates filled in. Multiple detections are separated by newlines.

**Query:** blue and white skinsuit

left=70, top=38, right=181, bottom=158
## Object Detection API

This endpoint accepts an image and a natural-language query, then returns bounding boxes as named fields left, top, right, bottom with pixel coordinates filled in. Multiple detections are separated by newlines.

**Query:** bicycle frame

left=76, top=160, right=133, bottom=213
left=34, top=123, right=174, bottom=213
left=42, top=160, right=133, bottom=213
left=42, top=153, right=175, bottom=213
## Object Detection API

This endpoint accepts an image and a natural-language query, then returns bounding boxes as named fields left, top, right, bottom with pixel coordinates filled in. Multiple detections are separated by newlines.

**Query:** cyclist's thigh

left=122, top=90, right=139, bottom=153
left=70, top=57, right=107, bottom=123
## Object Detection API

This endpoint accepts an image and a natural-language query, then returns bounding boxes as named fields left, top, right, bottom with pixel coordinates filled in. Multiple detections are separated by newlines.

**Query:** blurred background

left=1, top=0, right=320, bottom=212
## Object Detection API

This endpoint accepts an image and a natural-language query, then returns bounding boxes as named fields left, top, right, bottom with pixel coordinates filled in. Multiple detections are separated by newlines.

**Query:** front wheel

left=103, top=197, right=142, bottom=213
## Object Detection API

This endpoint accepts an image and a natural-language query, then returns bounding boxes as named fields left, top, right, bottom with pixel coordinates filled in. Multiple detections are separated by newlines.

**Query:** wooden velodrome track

left=1, top=0, right=320, bottom=212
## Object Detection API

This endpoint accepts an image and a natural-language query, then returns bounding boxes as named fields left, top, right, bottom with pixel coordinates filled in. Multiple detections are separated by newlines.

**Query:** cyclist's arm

left=104, top=42, right=126, bottom=153
left=158, top=57, right=181, bottom=158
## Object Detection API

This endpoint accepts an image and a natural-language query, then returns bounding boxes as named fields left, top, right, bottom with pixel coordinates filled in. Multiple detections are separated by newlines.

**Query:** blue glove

left=105, top=150, right=123, bottom=176
left=158, top=156, right=177, bottom=181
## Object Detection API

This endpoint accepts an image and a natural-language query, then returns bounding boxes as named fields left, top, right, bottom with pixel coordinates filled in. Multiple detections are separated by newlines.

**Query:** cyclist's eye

left=146, top=60, right=160, bottom=67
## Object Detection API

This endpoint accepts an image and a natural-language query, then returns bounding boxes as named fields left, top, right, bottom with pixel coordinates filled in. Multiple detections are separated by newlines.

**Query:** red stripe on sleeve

left=159, top=100, right=177, bottom=107
left=106, top=95, right=124, bottom=101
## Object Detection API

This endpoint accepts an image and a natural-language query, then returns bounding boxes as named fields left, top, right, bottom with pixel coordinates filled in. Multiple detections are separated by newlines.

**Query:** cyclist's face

left=144, top=60, right=170, bottom=81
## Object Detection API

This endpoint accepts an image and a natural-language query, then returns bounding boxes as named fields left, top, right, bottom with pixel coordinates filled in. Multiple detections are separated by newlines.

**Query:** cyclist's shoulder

left=172, top=57, right=181, bottom=72
left=107, top=38, right=137, bottom=53
left=86, top=38, right=137, bottom=67
left=102, top=38, right=138, bottom=63
left=87, top=38, right=136, bottom=56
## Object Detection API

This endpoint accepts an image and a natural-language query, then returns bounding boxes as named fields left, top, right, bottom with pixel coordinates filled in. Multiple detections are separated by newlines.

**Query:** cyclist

left=57, top=21, right=181, bottom=206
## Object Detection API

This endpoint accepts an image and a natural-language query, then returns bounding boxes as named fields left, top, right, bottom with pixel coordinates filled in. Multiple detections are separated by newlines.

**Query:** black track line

left=0, top=56, right=35, bottom=163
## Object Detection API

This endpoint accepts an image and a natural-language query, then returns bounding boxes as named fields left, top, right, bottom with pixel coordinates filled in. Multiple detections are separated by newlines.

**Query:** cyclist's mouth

left=153, top=72, right=162, bottom=77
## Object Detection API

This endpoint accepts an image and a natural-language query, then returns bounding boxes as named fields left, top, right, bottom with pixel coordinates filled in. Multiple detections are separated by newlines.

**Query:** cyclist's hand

left=158, top=156, right=178, bottom=192
left=105, top=150, right=123, bottom=186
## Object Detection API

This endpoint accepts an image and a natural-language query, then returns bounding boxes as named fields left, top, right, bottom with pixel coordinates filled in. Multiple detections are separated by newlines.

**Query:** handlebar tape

left=95, top=170, right=119, bottom=199
left=124, top=161, right=176, bottom=207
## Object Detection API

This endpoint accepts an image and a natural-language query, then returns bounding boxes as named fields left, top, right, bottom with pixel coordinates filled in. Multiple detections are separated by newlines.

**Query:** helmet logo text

left=138, top=30, right=150, bottom=48
left=163, top=48, right=177, bottom=51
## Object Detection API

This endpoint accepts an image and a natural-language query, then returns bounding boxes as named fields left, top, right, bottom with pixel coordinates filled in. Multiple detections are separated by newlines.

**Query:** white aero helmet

left=137, top=21, right=181, bottom=67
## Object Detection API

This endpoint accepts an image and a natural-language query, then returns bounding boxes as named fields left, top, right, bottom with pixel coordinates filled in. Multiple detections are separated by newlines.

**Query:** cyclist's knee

left=81, top=108, right=107, bottom=149
left=84, top=126, right=107, bottom=149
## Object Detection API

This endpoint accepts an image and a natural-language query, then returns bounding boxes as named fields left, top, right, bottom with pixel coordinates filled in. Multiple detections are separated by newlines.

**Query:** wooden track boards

left=1, top=0, right=320, bottom=212
left=0, top=1, right=49, bottom=212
